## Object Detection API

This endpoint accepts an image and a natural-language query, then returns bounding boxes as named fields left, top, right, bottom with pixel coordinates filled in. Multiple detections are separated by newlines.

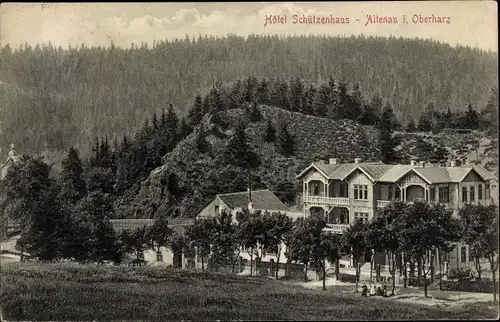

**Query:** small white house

left=110, top=218, right=193, bottom=267
left=196, top=189, right=303, bottom=271
left=197, top=189, right=302, bottom=219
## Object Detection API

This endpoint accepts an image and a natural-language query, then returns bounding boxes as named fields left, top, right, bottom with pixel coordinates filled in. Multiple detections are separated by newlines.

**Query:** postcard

left=0, top=2, right=498, bottom=321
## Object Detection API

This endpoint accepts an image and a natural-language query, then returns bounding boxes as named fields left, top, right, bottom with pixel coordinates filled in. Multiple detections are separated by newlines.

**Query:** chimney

left=450, top=160, right=456, bottom=167
left=354, top=158, right=362, bottom=164
left=419, top=161, right=425, bottom=168
left=410, top=160, right=416, bottom=166
left=329, top=158, right=338, bottom=165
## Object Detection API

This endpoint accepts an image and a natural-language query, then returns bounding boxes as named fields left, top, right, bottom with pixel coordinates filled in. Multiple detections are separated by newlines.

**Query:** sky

left=0, top=2, right=498, bottom=51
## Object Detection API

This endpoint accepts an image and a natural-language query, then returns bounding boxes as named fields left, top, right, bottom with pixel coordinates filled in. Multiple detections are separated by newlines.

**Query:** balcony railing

left=324, top=224, right=350, bottom=233
left=302, top=195, right=349, bottom=206
left=376, top=200, right=392, bottom=208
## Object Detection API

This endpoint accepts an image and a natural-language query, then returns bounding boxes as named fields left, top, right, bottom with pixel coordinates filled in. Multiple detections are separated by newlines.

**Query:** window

left=430, top=187, right=435, bottom=202
left=438, top=185, right=449, bottom=203
left=470, top=186, right=475, bottom=202
left=462, top=186, right=468, bottom=202
left=388, top=185, right=394, bottom=200
left=486, top=184, right=490, bottom=199
left=214, top=205, right=220, bottom=214
left=138, top=252, right=145, bottom=260
left=395, top=188, right=401, bottom=200
left=461, top=247, right=466, bottom=263
left=354, top=212, right=369, bottom=223
left=478, top=185, right=483, bottom=200
left=354, top=185, right=368, bottom=200
left=156, top=252, right=163, bottom=262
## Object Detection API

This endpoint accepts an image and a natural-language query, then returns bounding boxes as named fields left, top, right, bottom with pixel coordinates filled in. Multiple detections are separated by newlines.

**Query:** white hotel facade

left=296, top=157, right=498, bottom=272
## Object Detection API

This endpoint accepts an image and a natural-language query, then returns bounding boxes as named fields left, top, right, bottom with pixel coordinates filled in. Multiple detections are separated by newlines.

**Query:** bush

left=441, top=279, right=500, bottom=293
left=448, top=267, right=473, bottom=281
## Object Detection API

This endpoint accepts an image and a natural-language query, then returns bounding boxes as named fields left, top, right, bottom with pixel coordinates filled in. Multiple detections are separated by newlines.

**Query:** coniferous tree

left=444, top=107, right=454, bottom=128
left=481, top=87, right=499, bottom=127
left=289, top=78, right=304, bottom=113
left=378, top=103, right=400, bottom=163
left=248, top=102, right=263, bottom=122
left=271, top=80, right=290, bottom=109
left=464, top=103, right=479, bottom=130
left=358, top=104, right=380, bottom=125
left=314, top=84, right=330, bottom=117
left=178, top=117, right=192, bottom=140
left=418, top=103, right=435, bottom=132
left=229, top=80, right=244, bottom=109
left=152, top=110, right=159, bottom=130
left=202, top=95, right=210, bottom=114
left=59, top=147, right=87, bottom=203
left=303, top=85, right=316, bottom=115
left=208, top=87, right=225, bottom=113
left=222, top=122, right=260, bottom=168
left=256, top=78, right=270, bottom=104
left=161, top=108, right=167, bottom=127
left=243, top=76, right=258, bottom=103
left=195, top=126, right=210, bottom=154
left=277, top=122, right=295, bottom=156
left=406, top=119, right=417, bottom=132
left=263, top=119, right=277, bottom=143
left=370, top=92, right=384, bottom=116
left=188, top=94, right=204, bottom=128
left=335, top=82, right=349, bottom=119
left=165, top=104, right=179, bottom=134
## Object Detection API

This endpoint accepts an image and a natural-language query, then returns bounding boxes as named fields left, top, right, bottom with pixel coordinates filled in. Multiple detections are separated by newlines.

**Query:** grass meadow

left=0, top=262, right=498, bottom=321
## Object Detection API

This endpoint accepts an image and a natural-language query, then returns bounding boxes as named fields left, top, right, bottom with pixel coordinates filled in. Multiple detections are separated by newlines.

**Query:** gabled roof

left=354, top=164, right=394, bottom=181
left=472, top=164, right=497, bottom=181
left=413, top=167, right=450, bottom=184
left=414, top=165, right=495, bottom=184
left=297, top=161, right=496, bottom=184
left=447, top=167, right=474, bottom=182
left=377, top=165, right=415, bottom=182
left=217, top=189, right=290, bottom=212
left=296, top=163, right=330, bottom=179
left=110, top=218, right=193, bottom=233
left=301, top=162, right=390, bottom=182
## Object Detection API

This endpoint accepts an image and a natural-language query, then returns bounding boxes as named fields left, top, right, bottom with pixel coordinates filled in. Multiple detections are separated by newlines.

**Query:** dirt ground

left=296, top=277, right=500, bottom=312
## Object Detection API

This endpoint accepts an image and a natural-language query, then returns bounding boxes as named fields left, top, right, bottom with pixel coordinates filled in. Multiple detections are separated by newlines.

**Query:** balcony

left=324, top=224, right=350, bottom=234
left=302, top=195, right=349, bottom=206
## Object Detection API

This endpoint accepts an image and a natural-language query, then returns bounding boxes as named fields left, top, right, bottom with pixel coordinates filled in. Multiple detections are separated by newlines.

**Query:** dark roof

left=110, top=218, right=193, bottom=233
left=217, top=189, right=290, bottom=212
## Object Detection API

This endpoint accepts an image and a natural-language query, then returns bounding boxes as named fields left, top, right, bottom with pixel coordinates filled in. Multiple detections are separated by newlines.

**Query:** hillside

left=1, top=35, right=497, bottom=158
left=116, top=105, right=496, bottom=218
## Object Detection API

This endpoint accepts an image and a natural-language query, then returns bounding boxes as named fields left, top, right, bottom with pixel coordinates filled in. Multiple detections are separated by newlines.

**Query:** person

left=361, top=284, right=368, bottom=297
left=377, top=286, right=384, bottom=296
left=383, top=283, right=387, bottom=297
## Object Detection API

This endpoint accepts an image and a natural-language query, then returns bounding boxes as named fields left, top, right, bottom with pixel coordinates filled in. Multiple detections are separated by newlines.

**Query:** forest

left=0, top=34, right=497, bottom=158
